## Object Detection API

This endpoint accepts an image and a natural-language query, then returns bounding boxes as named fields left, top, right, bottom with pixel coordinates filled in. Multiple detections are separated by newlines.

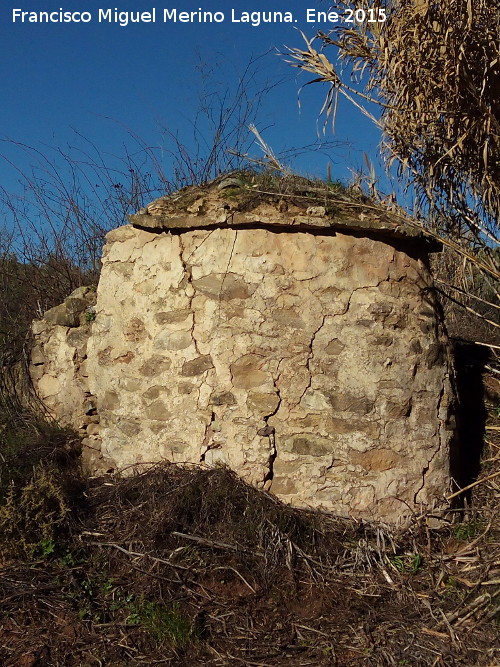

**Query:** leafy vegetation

left=0, top=416, right=83, bottom=560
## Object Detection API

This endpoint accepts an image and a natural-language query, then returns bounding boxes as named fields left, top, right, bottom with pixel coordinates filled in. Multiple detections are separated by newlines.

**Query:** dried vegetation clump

left=432, top=247, right=500, bottom=346
left=286, top=0, right=500, bottom=249
left=285, top=0, right=500, bottom=340
left=131, top=167, right=440, bottom=248
left=138, top=168, right=365, bottom=219
left=0, top=392, right=499, bottom=666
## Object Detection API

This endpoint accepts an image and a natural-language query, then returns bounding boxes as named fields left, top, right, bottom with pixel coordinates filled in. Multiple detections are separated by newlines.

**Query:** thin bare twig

left=446, top=471, right=500, bottom=500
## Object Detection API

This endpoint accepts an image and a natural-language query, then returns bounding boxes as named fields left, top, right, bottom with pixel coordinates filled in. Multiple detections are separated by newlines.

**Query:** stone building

left=29, top=173, right=456, bottom=521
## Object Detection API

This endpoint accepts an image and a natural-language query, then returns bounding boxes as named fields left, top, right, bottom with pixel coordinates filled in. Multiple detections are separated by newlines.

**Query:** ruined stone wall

left=40, top=220, right=454, bottom=522
left=29, top=287, right=106, bottom=470
left=30, top=174, right=459, bottom=522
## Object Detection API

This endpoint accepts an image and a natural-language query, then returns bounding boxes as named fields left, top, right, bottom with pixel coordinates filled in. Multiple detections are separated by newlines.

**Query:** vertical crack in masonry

left=292, top=280, right=389, bottom=408
left=413, top=384, right=445, bottom=505
left=294, top=314, right=327, bottom=409
left=259, top=375, right=282, bottom=488
left=178, top=231, right=220, bottom=354
left=177, top=235, right=200, bottom=355
left=261, top=427, right=277, bottom=489
left=216, top=229, right=238, bottom=327
left=200, top=411, right=218, bottom=463
left=288, top=282, right=384, bottom=411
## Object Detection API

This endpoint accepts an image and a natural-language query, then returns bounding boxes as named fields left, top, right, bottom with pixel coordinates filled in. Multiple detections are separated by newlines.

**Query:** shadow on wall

left=450, top=340, right=489, bottom=505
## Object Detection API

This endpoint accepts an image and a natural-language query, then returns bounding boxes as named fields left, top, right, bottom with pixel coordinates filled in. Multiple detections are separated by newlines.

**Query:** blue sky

left=1, top=0, right=384, bottom=214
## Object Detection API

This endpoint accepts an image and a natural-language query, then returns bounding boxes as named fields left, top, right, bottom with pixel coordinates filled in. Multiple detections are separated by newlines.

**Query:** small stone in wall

left=272, top=309, right=306, bottom=329
left=230, top=354, right=267, bottom=389
left=154, top=309, right=192, bottom=325
left=124, top=318, right=147, bottom=342
left=99, top=391, right=120, bottom=410
left=289, top=434, right=333, bottom=456
left=97, top=347, right=112, bottom=366
left=145, top=400, right=170, bottom=421
left=86, top=423, right=100, bottom=436
left=324, top=339, right=345, bottom=356
left=38, top=374, right=60, bottom=398
left=116, top=419, right=141, bottom=436
left=139, top=355, right=172, bottom=376
left=142, top=385, right=170, bottom=401
left=67, top=328, right=91, bottom=357
left=119, top=376, right=142, bottom=392
left=192, top=273, right=257, bottom=301
left=209, top=390, right=237, bottom=405
left=178, top=383, right=195, bottom=395
left=326, top=391, right=375, bottom=415
left=149, top=423, right=169, bottom=435
left=43, top=303, right=80, bottom=328
left=154, top=330, right=192, bottom=351
left=31, top=346, right=45, bottom=365
left=181, top=355, right=214, bottom=377
left=247, top=392, right=280, bottom=415
left=351, top=448, right=403, bottom=472
left=271, top=476, right=298, bottom=495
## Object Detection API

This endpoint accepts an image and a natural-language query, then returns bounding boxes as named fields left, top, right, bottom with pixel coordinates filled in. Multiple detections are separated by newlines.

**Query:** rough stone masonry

left=30, top=173, right=457, bottom=521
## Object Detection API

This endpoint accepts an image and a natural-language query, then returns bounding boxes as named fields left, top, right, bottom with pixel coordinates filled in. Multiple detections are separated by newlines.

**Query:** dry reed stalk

left=284, top=0, right=500, bottom=337
left=446, top=471, right=500, bottom=500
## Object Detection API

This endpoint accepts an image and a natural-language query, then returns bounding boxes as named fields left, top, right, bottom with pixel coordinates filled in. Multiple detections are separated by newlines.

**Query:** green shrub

left=0, top=464, right=73, bottom=559
left=130, top=600, right=195, bottom=647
